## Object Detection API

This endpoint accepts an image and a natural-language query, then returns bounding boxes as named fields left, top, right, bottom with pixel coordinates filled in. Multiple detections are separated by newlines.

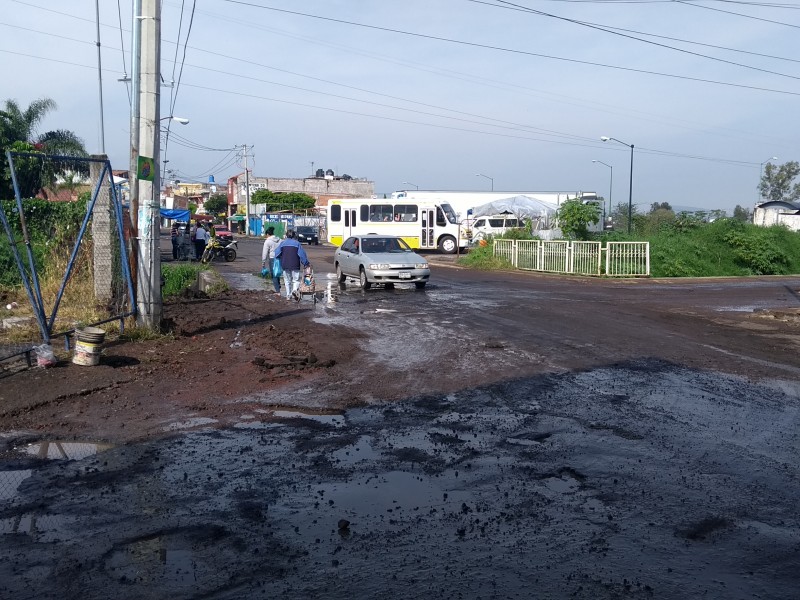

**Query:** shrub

left=162, top=263, right=205, bottom=297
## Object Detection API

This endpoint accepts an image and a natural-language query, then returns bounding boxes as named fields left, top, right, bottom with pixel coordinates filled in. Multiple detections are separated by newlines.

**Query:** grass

left=456, top=241, right=514, bottom=270
left=162, top=263, right=207, bottom=297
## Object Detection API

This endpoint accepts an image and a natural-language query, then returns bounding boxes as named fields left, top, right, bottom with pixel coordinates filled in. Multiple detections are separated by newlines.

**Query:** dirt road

left=1, top=237, right=799, bottom=599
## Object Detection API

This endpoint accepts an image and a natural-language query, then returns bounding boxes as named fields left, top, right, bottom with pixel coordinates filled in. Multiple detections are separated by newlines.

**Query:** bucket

left=73, top=336, right=104, bottom=366
left=76, top=326, right=106, bottom=344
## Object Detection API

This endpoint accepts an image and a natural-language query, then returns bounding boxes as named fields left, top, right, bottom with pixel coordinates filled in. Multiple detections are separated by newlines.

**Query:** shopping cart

left=297, top=265, right=317, bottom=304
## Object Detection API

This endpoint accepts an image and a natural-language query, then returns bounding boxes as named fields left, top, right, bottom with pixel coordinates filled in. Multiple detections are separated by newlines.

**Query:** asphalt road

left=1, top=234, right=797, bottom=599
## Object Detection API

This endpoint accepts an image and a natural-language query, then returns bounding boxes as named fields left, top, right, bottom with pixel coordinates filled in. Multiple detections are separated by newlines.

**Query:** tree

left=556, top=198, right=599, bottom=240
left=204, top=193, right=228, bottom=216
left=250, top=189, right=315, bottom=211
left=649, top=201, right=672, bottom=213
left=733, top=205, right=751, bottom=223
left=0, top=97, right=87, bottom=199
left=610, top=202, right=642, bottom=234
left=758, top=161, right=800, bottom=203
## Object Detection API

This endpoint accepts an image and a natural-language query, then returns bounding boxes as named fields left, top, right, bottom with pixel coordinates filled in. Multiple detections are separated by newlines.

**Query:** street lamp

left=592, top=160, right=613, bottom=229
left=475, top=173, right=493, bottom=191
left=758, top=156, right=777, bottom=202
left=161, top=115, right=189, bottom=125
left=402, top=181, right=419, bottom=190
left=601, top=137, right=634, bottom=234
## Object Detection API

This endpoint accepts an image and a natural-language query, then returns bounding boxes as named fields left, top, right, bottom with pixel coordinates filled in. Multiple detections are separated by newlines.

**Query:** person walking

left=170, top=221, right=179, bottom=260
left=274, top=229, right=310, bottom=301
left=194, top=222, right=209, bottom=260
left=261, top=226, right=282, bottom=296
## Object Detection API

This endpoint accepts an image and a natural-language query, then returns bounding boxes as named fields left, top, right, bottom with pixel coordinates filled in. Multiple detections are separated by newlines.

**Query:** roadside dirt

left=0, top=289, right=362, bottom=445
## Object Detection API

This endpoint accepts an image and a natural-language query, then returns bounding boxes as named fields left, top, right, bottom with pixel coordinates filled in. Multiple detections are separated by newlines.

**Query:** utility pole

left=134, top=0, right=162, bottom=328
left=243, top=144, right=251, bottom=236
left=129, top=0, right=142, bottom=232
left=94, top=0, right=106, bottom=153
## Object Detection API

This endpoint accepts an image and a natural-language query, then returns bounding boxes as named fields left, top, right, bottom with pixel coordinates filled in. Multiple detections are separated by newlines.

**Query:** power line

left=221, top=0, right=800, bottom=97
left=676, top=0, right=800, bottom=28
left=471, top=0, right=800, bottom=80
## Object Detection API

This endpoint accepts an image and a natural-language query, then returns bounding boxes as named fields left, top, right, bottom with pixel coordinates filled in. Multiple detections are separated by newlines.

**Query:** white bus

left=327, top=198, right=469, bottom=253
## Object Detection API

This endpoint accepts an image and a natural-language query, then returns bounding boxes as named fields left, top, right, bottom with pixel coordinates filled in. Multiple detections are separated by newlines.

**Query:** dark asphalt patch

left=1, top=359, right=799, bottom=599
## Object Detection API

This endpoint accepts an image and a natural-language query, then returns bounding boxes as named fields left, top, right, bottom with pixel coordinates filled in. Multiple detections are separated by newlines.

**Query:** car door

left=339, top=237, right=357, bottom=275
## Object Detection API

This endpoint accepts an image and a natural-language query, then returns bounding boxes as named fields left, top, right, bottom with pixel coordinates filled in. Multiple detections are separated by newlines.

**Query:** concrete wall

left=229, top=175, right=374, bottom=207
left=753, top=207, right=800, bottom=231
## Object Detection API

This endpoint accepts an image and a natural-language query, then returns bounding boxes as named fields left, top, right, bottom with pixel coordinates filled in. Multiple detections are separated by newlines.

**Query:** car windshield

left=297, top=227, right=316, bottom=233
left=360, top=237, right=411, bottom=254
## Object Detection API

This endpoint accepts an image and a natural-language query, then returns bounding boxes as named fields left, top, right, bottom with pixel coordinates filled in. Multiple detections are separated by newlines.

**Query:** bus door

left=343, top=208, right=357, bottom=238
left=420, top=208, right=435, bottom=249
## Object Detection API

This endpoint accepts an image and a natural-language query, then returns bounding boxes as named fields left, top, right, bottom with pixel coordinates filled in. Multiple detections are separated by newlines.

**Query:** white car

left=334, top=235, right=430, bottom=290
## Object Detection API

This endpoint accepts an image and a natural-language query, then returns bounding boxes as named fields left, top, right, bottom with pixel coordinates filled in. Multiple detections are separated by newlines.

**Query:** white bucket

left=73, top=340, right=102, bottom=366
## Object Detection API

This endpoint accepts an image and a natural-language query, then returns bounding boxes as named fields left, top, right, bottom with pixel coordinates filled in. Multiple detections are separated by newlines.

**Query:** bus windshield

left=441, top=203, right=458, bottom=224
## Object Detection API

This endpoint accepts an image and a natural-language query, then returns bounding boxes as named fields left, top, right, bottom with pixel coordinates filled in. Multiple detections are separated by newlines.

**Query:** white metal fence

left=493, top=239, right=650, bottom=277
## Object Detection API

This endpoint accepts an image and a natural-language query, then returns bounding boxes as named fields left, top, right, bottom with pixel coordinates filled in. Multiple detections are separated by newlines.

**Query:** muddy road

left=1, top=238, right=799, bottom=599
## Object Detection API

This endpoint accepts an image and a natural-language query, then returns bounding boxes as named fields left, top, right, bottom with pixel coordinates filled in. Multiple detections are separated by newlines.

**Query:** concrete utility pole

left=243, top=144, right=251, bottom=236
left=129, top=0, right=142, bottom=232
left=134, top=0, right=162, bottom=328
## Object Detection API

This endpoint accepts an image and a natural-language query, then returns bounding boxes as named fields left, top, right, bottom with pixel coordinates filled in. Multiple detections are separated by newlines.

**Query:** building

left=753, top=200, right=800, bottom=231
left=226, top=169, right=375, bottom=218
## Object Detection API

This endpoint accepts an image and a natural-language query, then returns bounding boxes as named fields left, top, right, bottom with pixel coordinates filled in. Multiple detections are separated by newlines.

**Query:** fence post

left=90, top=155, right=114, bottom=301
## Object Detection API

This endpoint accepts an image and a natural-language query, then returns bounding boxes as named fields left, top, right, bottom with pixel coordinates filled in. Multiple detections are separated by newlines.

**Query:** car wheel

left=336, top=263, right=346, bottom=283
left=359, top=268, right=371, bottom=290
left=415, top=282, right=427, bottom=289
left=438, top=235, right=457, bottom=254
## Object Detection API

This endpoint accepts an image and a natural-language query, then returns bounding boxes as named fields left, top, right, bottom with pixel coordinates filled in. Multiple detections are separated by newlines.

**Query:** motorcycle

left=201, top=237, right=238, bottom=263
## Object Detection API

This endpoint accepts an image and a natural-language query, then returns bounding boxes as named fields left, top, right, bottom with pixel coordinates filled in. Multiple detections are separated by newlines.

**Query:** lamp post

left=758, top=156, right=777, bottom=202
left=475, top=173, right=493, bottom=191
left=592, top=160, right=613, bottom=229
left=402, top=181, right=419, bottom=190
left=159, top=116, right=189, bottom=180
left=601, top=137, right=634, bottom=234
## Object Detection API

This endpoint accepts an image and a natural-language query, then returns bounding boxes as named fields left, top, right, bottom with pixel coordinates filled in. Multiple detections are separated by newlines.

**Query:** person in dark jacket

left=274, top=229, right=310, bottom=300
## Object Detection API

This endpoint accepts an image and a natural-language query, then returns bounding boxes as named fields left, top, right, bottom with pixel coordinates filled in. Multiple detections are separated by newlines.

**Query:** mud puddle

left=1, top=360, right=799, bottom=599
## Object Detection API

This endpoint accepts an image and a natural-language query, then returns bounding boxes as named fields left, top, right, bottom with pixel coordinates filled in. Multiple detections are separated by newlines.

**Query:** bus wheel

left=359, top=268, right=372, bottom=290
left=336, top=263, right=346, bottom=283
left=438, top=235, right=457, bottom=254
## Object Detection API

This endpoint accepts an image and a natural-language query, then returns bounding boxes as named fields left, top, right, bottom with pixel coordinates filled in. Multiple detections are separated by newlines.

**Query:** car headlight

left=415, top=263, right=428, bottom=269
left=369, top=263, right=390, bottom=269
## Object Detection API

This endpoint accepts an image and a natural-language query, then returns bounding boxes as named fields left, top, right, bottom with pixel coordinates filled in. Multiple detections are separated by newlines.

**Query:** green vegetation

left=162, top=263, right=206, bottom=297
left=204, top=193, right=228, bottom=216
left=1, top=97, right=87, bottom=199
left=759, top=161, right=800, bottom=203
left=456, top=237, right=514, bottom=270
left=556, top=198, right=600, bottom=240
left=0, top=198, right=87, bottom=287
left=251, top=189, right=315, bottom=211
left=459, top=212, right=800, bottom=278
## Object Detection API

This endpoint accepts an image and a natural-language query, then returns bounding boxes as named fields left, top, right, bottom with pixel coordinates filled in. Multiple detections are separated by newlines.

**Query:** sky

left=2, top=0, right=798, bottom=213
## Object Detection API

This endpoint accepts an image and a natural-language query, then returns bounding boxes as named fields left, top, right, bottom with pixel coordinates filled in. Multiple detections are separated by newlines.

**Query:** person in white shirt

left=261, top=227, right=282, bottom=295
left=194, top=223, right=209, bottom=260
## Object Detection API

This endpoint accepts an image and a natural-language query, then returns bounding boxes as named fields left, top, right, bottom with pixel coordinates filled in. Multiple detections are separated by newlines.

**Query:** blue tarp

left=161, top=209, right=190, bottom=221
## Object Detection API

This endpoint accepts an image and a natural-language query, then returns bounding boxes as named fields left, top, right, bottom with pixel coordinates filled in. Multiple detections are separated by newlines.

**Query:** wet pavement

left=2, top=240, right=800, bottom=598
left=1, top=360, right=798, bottom=599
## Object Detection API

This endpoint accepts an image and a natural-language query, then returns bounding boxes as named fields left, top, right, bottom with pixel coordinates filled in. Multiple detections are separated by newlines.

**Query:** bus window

left=440, top=203, right=458, bottom=224
left=369, top=204, right=393, bottom=222
left=436, top=207, right=446, bottom=227
left=489, top=218, right=504, bottom=227
left=360, top=205, right=370, bottom=222
left=331, top=205, right=341, bottom=222
left=394, top=204, right=418, bottom=222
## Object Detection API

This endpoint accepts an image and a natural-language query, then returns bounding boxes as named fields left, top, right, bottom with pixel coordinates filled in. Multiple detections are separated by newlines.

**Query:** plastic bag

left=261, top=266, right=269, bottom=278
left=272, top=260, right=283, bottom=278
left=35, top=343, right=56, bottom=368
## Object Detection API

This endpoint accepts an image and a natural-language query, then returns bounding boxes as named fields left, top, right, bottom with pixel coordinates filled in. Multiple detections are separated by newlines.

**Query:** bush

left=457, top=241, right=514, bottom=270
left=162, top=263, right=205, bottom=297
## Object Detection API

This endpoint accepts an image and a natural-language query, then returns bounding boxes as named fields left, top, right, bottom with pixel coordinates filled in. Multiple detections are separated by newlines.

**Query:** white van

left=468, top=214, right=525, bottom=240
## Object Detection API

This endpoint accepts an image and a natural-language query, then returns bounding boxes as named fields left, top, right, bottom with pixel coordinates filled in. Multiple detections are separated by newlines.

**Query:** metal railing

left=494, top=239, right=649, bottom=277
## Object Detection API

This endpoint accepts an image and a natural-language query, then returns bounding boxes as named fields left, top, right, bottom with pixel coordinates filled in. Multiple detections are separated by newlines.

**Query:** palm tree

left=1, top=97, right=87, bottom=199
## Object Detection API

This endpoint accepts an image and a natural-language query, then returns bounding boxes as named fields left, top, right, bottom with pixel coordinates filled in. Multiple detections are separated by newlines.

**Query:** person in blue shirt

left=274, top=229, right=310, bottom=300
